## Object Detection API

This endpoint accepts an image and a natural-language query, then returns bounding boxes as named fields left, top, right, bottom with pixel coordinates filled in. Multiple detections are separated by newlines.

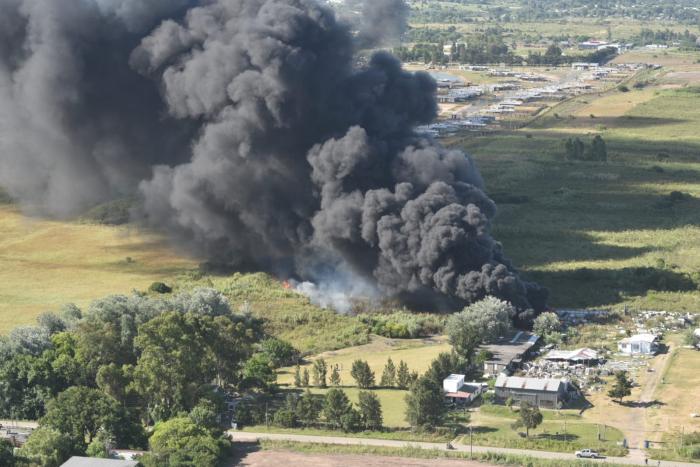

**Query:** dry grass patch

left=0, top=206, right=196, bottom=333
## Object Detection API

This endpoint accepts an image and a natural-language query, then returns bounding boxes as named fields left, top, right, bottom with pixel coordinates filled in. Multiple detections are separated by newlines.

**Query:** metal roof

left=619, top=334, right=657, bottom=344
left=61, top=457, right=139, bottom=467
left=495, top=374, right=566, bottom=393
left=543, top=348, right=599, bottom=362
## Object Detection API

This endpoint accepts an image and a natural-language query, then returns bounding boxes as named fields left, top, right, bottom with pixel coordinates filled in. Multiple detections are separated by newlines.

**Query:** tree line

left=0, top=288, right=294, bottom=466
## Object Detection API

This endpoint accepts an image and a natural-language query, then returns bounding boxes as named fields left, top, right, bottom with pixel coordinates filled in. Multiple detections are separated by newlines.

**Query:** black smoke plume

left=0, top=0, right=547, bottom=317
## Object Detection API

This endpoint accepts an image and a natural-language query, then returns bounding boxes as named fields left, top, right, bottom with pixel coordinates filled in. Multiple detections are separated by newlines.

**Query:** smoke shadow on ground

left=525, top=267, right=697, bottom=308
left=532, top=116, right=688, bottom=131
left=495, top=230, right=655, bottom=267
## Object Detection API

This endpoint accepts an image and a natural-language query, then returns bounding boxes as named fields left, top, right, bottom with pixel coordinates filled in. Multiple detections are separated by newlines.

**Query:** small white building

left=443, top=374, right=465, bottom=393
left=618, top=333, right=659, bottom=355
left=443, top=374, right=487, bottom=405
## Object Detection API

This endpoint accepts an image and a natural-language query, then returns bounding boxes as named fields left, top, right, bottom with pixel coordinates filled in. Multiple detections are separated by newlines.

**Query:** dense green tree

left=424, top=352, right=464, bottom=386
left=260, top=337, right=298, bottom=367
left=41, top=386, right=138, bottom=453
left=350, top=360, right=375, bottom=388
left=142, top=417, right=225, bottom=467
left=133, top=312, right=209, bottom=421
left=404, top=376, right=446, bottom=430
left=312, top=358, right=328, bottom=388
left=396, top=360, right=411, bottom=389
left=608, top=370, right=633, bottom=403
left=0, top=439, right=15, bottom=467
left=296, top=390, right=322, bottom=427
left=513, top=401, right=543, bottom=437
left=446, top=296, right=514, bottom=362
left=324, top=388, right=352, bottom=430
left=358, top=391, right=383, bottom=430
left=380, top=357, right=396, bottom=387
left=17, top=427, right=73, bottom=467
left=188, top=399, right=220, bottom=432
left=589, top=135, right=608, bottom=161
left=294, top=365, right=302, bottom=387
left=330, top=364, right=341, bottom=386
left=340, top=407, right=362, bottom=433
left=532, top=312, right=562, bottom=339
left=242, top=353, right=277, bottom=392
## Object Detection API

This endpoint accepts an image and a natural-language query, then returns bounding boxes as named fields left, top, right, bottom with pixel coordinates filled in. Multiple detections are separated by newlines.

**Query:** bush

left=260, top=337, right=299, bottom=367
left=358, top=311, right=445, bottom=339
left=273, top=408, right=298, bottom=428
left=149, top=282, right=172, bottom=294
left=618, top=84, right=630, bottom=92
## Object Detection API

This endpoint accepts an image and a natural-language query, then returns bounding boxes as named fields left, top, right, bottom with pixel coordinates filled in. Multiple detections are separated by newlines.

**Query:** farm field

left=453, top=52, right=700, bottom=311
left=0, top=205, right=197, bottom=333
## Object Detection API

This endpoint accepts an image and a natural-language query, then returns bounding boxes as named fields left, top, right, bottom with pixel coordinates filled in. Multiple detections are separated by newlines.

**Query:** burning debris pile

left=0, top=0, right=546, bottom=316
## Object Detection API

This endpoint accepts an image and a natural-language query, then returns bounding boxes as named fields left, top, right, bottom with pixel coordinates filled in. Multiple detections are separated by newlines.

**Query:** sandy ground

left=234, top=448, right=496, bottom=467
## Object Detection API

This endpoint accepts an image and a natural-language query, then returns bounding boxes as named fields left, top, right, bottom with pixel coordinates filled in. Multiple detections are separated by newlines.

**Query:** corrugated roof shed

left=495, top=374, right=566, bottom=393
left=61, top=457, right=139, bottom=467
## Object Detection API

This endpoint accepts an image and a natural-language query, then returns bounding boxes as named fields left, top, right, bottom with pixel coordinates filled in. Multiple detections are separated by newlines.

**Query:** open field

left=451, top=54, right=700, bottom=311
left=0, top=205, right=197, bottom=333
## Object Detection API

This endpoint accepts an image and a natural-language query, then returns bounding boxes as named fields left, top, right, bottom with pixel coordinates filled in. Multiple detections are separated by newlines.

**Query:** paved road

left=231, top=431, right=700, bottom=467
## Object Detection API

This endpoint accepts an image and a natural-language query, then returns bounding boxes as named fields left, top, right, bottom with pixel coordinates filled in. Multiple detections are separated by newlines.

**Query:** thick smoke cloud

left=0, top=0, right=547, bottom=316
left=347, top=0, right=410, bottom=48
left=0, top=0, right=194, bottom=216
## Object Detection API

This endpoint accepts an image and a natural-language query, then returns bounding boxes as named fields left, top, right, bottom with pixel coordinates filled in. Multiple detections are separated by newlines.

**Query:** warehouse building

left=495, top=374, right=576, bottom=409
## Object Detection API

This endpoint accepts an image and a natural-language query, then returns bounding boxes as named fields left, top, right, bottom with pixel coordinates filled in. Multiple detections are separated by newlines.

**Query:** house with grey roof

left=617, top=333, right=658, bottom=355
left=495, top=374, right=577, bottom=409
left=60, top=457, right=139, bottom=467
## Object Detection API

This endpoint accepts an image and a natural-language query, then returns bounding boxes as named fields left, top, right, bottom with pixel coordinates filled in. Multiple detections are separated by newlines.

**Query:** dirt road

left=231, top=431, right=700, bottom=467
left=234, top=449, right=496, bottom=467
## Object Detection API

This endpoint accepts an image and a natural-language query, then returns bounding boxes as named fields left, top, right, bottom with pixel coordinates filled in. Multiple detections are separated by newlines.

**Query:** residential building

left=61, top=457, right=138, bottom=467
left=618, top=333, right=659, bottom=355
left=442, top=374, right=488, bottom=405
left=495, top=374, right=576, bottom=408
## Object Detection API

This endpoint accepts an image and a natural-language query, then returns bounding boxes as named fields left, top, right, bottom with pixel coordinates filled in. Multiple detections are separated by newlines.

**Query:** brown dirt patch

left=235, top=449, right=496, bottom=467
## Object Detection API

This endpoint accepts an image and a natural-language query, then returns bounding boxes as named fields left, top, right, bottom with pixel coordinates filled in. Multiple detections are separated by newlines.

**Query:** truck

left=575, top=449, right=602, bottom=459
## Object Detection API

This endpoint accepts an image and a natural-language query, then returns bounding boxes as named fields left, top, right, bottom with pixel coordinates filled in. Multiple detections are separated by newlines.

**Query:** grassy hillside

left=0, top=205, right=197, bottom=333
left=456, top=51, right=700, bottom=311
left=0, top=206, right=366, bottom=352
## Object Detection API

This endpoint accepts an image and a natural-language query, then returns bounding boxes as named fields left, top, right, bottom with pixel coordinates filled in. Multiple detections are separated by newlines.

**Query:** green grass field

left=277, top=335, right=450, bottom=387
left=453, top=56, right=700, bottom=312
left=0, top=205, right=197, bottom=333
left=468, top=405, right=626, bottom=456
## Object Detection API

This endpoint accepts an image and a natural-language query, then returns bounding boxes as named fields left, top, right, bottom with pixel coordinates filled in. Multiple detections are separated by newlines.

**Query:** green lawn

left=277, top=335, right=450, bottom=388
left=468, top=404, right=627, bottom=456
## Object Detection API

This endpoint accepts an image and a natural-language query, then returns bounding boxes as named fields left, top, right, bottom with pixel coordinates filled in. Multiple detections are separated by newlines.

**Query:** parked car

left=575, top=449, right=602, bottom=458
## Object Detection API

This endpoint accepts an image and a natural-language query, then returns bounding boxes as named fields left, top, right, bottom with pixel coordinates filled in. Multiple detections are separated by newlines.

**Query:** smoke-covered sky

left=0, top=0, right=547, bottom=316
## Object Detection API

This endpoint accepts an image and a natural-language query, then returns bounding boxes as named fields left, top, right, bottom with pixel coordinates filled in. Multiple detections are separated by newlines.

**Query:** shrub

left=260, top=337, right=299, bottom=367
left=618, top=84, right=630, bottom=92
left=149, top=282, right=172, bottom=294
left=273, top=409, right=298, bottom=428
